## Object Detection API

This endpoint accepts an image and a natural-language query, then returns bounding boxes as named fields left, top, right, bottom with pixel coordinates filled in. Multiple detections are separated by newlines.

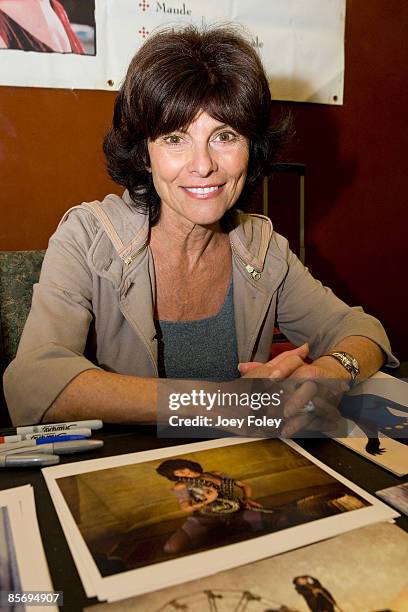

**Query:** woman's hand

left=239, top=343, right=310, bottom=379
left=242, top=498, right=263, bottom=509
left=239, top=345, right=349, bottom=437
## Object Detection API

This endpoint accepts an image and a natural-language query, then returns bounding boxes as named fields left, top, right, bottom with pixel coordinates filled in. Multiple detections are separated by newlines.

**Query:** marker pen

left=0, top=435, right=22, bottom=444
left=37, top=435, right=89, bottom=444
left=0, top=419, right=103, bottom=436
left=0, top=439, right=104, bottom=456
left=0, top=435, right=89, bottom=451
left=22, top=428, right=92, bottom=441
left=0, top=454, right=60, bottom=468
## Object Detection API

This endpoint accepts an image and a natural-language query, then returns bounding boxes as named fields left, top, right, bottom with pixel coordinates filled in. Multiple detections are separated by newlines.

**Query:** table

left=0, top=427, right=407, bottom=611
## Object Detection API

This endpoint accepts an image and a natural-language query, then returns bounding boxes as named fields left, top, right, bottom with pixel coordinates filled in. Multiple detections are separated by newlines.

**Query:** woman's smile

left=182, top=183, right=225, bottom=199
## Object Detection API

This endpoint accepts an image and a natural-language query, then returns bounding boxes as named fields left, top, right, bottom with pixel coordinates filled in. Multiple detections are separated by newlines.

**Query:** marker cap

left=0, top=454, right=60, bottom=467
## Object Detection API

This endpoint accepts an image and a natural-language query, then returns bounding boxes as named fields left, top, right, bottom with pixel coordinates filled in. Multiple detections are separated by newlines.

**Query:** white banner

left=0, top=0, right=346, bottom=104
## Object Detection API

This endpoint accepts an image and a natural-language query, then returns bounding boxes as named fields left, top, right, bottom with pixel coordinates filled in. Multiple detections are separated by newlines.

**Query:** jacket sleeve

left=3, top=210, right=102, bottom=426
left=275, top=238, right=399, bottom=366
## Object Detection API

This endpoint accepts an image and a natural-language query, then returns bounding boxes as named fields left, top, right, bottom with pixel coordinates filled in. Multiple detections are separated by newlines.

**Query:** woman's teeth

left=185, top=186, right=220, bottom=194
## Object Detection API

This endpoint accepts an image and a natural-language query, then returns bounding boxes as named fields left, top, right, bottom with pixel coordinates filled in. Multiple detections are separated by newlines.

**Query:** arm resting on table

left=42, top=370, right=157, bottom=424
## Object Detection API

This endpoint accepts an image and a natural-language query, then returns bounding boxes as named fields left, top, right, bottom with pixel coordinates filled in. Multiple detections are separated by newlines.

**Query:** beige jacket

left=4, top=192, right=398, bottom=425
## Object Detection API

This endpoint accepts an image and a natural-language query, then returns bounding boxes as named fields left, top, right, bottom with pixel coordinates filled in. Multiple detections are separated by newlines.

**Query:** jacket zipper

left=123, top=242, right=148, bottom=265
left=230, top=241, right=262, bottom=280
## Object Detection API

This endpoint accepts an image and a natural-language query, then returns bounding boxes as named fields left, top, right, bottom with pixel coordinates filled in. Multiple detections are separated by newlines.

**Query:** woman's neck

left=150, top=209, right=227, bottom=267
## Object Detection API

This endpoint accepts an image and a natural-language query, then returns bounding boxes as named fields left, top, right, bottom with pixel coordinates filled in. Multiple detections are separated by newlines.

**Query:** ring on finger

left=302, top=400, right=316, bottom=414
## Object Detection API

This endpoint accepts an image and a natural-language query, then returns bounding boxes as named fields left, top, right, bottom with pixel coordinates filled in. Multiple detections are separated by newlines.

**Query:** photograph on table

left=0, top=485, right=57, bottom=610
left=86, top=522, right=408, bottom=612
left=0, top=506, right=22, bottom=595
left=42, top=439, right=398, bottom=602
left=336, top=372, right=408, bottom=476
left=377, top=482, right=408, bottom=515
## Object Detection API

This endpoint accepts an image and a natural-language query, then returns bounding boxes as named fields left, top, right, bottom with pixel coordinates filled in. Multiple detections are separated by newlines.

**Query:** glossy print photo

left=42, top=438, right=398, bottom=602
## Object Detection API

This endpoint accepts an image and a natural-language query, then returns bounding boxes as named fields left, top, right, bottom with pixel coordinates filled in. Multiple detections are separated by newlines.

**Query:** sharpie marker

left=0, top=439, right=104, bottom=456
left=0, top=435, right=89, bottom=451
left=22, top=428, right=92, bottom=441
left=0, top=435, right=22, bottom=444
left=0, top=454, right=60, bottom=468
left=0, top=419, right=103, bottom=436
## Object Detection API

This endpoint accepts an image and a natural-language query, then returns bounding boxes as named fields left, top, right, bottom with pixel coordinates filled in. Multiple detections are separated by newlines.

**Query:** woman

left=156, top=458, right=267, bottom=553
left=0, top=0, right=84, bottom=53
left=3, top=25, right=397, bottom=427
left=293, top=575, right=339, bottom=612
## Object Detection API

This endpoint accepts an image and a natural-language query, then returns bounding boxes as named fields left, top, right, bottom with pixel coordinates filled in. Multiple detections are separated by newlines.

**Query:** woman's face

left=173, top=467, right=200, bottom=478
left=147, top=111, right=249, bottom=228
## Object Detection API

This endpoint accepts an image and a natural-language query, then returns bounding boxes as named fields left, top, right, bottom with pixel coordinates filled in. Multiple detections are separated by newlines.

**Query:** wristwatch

left=324, top=351, right=360, bottom=383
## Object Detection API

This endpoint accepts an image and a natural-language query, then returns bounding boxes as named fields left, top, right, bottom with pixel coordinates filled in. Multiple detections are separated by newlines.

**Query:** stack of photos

left=85, top=522, right=408, bottom=612
left=42, top=439, right=398, bottom=603
left=336, top=372, right=408, bottom=475
left=0, top=485, right=56, bottom=611
left=377, top=482, right=408, bottom=515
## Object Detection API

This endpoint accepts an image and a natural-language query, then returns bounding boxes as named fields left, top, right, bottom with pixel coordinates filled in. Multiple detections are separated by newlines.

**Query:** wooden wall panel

left=0, top=88, right=120, bottom=250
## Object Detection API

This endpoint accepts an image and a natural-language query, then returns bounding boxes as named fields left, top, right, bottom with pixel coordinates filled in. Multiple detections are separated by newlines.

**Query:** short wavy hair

left=156, top=458, right=203, bottom=481
left=104, top=25, right=290, bottom=223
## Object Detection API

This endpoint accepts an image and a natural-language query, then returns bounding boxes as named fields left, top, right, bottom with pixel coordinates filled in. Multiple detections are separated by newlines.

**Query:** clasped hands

left=239, top=343, right=351, bottom=437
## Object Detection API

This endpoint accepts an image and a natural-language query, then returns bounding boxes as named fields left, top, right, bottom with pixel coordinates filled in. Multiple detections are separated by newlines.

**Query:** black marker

left=0, top=419, right=103, bottom=436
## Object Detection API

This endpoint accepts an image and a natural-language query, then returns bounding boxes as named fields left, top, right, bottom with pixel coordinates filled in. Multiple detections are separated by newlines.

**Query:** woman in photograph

left=4, top=25, right=398, bottom=427
left=156, top=458, right=270, bottom=553
left=0, top=0, right=84, bottom=53
left=292, top=576, right=338, bottom=612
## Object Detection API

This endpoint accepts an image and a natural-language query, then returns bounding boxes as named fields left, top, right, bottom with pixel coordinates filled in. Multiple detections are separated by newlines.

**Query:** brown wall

left=0, top=88, right=120, bottom=248
left=0, top=0, right=407, bottom=358
left=272, top=0, right=408, bottom=361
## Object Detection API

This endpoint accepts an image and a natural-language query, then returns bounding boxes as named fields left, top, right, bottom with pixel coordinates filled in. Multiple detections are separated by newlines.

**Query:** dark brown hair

left=103, top=25, right=290, bottom=222
left=156, top=458, right=203, bottom=481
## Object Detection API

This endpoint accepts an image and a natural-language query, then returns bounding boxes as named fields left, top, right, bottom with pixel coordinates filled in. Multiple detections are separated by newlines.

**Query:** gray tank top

left=155, top=279, right=239, bottom=381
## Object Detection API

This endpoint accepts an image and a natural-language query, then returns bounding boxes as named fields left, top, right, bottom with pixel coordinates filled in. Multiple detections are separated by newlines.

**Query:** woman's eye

left=216, top=131, right=238, bottom=142
left=163, top=135, right=183, bottom=145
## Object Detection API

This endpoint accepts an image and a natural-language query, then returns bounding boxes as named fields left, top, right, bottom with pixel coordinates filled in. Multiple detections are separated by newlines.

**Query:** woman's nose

left=187, top=144, right=217, bottom=176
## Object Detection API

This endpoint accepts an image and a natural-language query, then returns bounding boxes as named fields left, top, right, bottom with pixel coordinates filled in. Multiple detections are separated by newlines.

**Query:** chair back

left=0, top=250, right=45, bottom=425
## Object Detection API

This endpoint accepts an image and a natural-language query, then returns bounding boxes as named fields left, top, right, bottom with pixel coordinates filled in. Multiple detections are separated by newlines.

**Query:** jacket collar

left=109, top=194, right=275, bottom=272
left=226, top=209, right=273, bottom=272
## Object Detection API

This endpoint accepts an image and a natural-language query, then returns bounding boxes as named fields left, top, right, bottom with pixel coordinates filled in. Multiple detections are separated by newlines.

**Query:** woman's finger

left=281, top=412, right=315, bottom=437
left=238, top=362, right=262, bottom=375
left=265, top=343, right=309, bottom=368
left=242, top=364, right=280, bottom=378
left=239, top=344, right=309, bottom=376
left=243, top=354, right=307, bottom=379
left=283, top=380, right=318, bottom=418
left=282, top=391, right=346, bottom=437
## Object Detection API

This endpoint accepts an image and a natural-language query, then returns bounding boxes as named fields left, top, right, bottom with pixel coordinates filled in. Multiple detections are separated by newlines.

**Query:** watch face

left=332, top=352, right=359, bottom=376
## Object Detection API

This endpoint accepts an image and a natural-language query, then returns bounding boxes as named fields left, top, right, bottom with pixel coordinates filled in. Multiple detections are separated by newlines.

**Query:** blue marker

left=0, top=435, right=88, bottom=453
left=36, top=435, right=89, bottom=444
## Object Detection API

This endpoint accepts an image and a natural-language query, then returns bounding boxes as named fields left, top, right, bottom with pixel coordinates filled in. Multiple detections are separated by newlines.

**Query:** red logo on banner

left=138, top=26, right=149, bottom=38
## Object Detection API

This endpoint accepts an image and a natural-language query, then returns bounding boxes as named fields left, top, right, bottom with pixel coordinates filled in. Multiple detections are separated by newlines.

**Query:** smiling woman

left=3, top=25, right=398, bottom=427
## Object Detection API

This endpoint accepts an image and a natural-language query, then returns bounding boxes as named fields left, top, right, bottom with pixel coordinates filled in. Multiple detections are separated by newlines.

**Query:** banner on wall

left=0, top=0, right=346, bottom=105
